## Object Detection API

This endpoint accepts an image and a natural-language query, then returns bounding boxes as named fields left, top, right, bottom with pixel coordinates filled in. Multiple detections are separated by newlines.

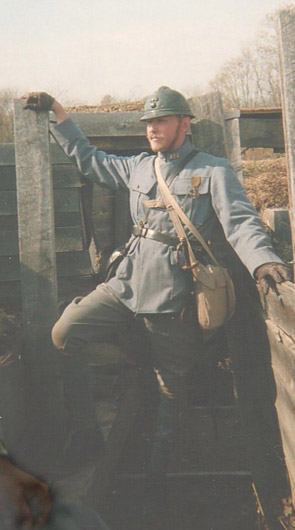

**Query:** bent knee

left=51, top=320, right=67, bottom=350
left=52, top=321, right=87, bottom=355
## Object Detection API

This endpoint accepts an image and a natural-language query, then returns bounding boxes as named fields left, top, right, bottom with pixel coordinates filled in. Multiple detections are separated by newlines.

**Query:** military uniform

left=53, top=119, right=283, bottom=316
left=51, top=114, right=283, bottom=476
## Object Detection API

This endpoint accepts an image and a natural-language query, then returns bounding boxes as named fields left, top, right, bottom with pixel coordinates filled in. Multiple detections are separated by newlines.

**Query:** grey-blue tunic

left=53, top=118, right=283, bottom=314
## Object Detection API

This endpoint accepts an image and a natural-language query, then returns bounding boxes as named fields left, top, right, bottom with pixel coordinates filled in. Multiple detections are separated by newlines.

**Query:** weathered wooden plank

left=188, top=92, right=228, bottom=157
left=0, top=142, right=71, bottom=165
left=0, top=357, right=26, bottom=457
left=239, top=116, right=284, bottom=150
left=53, top=188, right=80, bottom=212
left=0, top=256, right=20, bottom=281
left=0, top=230, right=18, bottom=256
left=89, top=136, right=150, bottom=153
left=13, top=100, right=64, bottom=468
left=86, top=366, right=143, bottom=510
left=52, top=165, right=81, bottom=188
left=225, top=268, right=292, bottom=525
left=0, top=190, right=17, bottom=215
left=277, top=7, right=295, bottom=270
left=13, top=99, right=57, bottom=320
left=56, top=250, right=92, bottom=277
left=0, top=144, right=15, bottom=165
left=262, top=280, right=295, bottom=339
left=0, top=227, right=84, bottom=257
left=0, top=164, right=81, bottom=190
left=0, top=214, right=17, bottom=230
left=0, top=166, right=16, bottom=190
left=0, top=189, right=81, bottom=215
left=55, top=227, right=84, bottom=252
left=224, top=110, right=243, bottom=182
left=0, top=250, right=91, bottom=281
left=266, top=320, right=295, bottom=499
left=59, top=112, right=146, bottom=137
left=54, top=211, right=82, bottom=227
left=262, top=208, right=292, bottom=243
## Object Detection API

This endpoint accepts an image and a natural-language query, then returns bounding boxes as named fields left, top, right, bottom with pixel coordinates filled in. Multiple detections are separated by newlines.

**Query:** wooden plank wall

left=0, top=142, right=94, bottom=307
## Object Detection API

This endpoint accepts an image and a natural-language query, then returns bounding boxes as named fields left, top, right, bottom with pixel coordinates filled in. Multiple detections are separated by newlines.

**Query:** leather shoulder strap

left=155, top=157, right=219, bottom=266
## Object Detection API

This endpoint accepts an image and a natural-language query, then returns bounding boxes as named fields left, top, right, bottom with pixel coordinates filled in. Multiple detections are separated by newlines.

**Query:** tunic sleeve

left=210, top=161, right=284, bottom=276
left=52, top=118, right=145, bottom=191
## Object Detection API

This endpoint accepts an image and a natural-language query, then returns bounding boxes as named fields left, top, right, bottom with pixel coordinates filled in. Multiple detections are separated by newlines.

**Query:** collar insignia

left=167, top=153, right=180, bottom=161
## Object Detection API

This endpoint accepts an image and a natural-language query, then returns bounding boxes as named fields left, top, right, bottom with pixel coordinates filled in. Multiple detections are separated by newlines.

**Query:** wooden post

left=188, top=92, right=228, bottom=157
left=13, top=100, right=64, bottom=470
left=277, top=7, right=295, bottom=273
left=224, top=110, right=243, bottom=183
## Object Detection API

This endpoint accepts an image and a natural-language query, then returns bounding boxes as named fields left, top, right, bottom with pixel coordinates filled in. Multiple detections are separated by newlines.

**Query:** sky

left=0, top=0, right=291, bottom=105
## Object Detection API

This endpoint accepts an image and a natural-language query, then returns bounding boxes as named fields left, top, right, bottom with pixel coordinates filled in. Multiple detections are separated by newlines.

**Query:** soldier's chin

left=148, top=140, right=161, bottom=152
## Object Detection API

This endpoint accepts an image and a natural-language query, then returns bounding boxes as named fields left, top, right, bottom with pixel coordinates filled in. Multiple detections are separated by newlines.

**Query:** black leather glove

left=255, top=262, right=292, bottom=294
left=24, top=92, right=55, bottom=111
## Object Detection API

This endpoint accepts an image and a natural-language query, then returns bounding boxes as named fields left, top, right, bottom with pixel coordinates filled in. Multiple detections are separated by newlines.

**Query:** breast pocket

left=171, top=176, right=211, bottom=226
left=129, top=178, right=156, bottom=221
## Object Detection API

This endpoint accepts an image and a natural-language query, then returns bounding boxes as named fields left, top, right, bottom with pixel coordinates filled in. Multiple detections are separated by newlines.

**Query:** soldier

left=25, top=88, right=292, bottom=522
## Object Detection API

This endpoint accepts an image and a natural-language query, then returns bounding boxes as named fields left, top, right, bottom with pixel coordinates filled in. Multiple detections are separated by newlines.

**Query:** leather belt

left=132, top=225, right=179, bottom=247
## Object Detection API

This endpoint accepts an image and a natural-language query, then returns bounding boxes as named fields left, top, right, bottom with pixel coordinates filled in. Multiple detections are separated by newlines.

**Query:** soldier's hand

left=255, top=262, right=292, bottom=294
left=0, top=457, right=51, bottom=528
left=24, top=92, right=55, bottom=112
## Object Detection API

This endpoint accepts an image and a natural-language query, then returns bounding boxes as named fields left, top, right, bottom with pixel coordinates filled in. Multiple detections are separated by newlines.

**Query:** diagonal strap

left=154, top=157, right=219, bottom=266
left=163, top=148, right=199, bottom=186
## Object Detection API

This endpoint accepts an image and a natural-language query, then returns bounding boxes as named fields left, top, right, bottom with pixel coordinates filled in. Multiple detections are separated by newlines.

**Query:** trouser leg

left=141, top=313, right=203, bottom=475
left=52, top=283, right=133, bottom=429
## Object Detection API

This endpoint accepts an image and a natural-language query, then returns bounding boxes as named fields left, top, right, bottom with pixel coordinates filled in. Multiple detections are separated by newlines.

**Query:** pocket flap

left=129, top=175, right=156, bottom=194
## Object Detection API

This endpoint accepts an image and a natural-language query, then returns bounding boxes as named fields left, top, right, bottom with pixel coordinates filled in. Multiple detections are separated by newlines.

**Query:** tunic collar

left=158, top=137, right=194, bottom=163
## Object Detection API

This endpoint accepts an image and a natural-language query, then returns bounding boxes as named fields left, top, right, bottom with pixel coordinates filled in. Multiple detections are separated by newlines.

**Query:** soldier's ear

left=182, top=116, right=191, bottom=133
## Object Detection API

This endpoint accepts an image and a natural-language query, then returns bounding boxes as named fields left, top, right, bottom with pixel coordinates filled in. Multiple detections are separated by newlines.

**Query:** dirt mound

left=243, top=156, right=288, bottom=213
left=65, top=100, right=145, bottom=114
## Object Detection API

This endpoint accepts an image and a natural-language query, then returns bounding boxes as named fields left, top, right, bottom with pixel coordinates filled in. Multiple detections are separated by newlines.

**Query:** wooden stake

left=277, top=7, right=295, bottom=272
left=13, top=100, right=63, bottom=470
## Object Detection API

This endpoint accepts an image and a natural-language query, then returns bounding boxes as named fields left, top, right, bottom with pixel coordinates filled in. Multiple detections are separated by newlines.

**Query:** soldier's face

left=146, top=115, right=190, bottom=152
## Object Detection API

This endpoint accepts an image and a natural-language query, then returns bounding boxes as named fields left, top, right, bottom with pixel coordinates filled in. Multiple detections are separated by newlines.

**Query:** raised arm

left=24, top=92, right=67, bottom=123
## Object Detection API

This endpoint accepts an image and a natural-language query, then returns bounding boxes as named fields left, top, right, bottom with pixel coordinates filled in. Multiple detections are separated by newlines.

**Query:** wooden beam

left=86, top=365, right=143, bottom=510
left=239, top=115, right=284, bottom=150
left=266, top=320, right=295, bottom=501
left=56, top=111, right=146, bottom=137
left=224, top=110, right=243, bottom=182
left=277, top=7, right=295, bottom=271
left=225, top=269, right=292, bottom=526
left=13, top=100, right=58, bottom=323
left=188, top=92, right=228, bottom=157
left=13, top=100, right=64, bottom=470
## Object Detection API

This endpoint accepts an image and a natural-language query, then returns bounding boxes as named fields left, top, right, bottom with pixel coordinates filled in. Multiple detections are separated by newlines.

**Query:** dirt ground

left=242, top=154, right=288, bottom=213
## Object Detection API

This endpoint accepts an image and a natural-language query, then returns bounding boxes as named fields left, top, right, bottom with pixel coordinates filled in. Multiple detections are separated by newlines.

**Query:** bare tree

left=0, top=88, right=20, bottom=142
left=209, top=13, right=281, bottom=109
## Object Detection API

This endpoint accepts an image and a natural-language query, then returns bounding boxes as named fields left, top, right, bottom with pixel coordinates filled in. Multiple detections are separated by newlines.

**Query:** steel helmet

left=140, top=86, right=194, bottom=121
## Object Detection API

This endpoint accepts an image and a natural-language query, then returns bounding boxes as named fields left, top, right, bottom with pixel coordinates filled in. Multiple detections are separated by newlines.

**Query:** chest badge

left=191, top=175, right=201, bottom=198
